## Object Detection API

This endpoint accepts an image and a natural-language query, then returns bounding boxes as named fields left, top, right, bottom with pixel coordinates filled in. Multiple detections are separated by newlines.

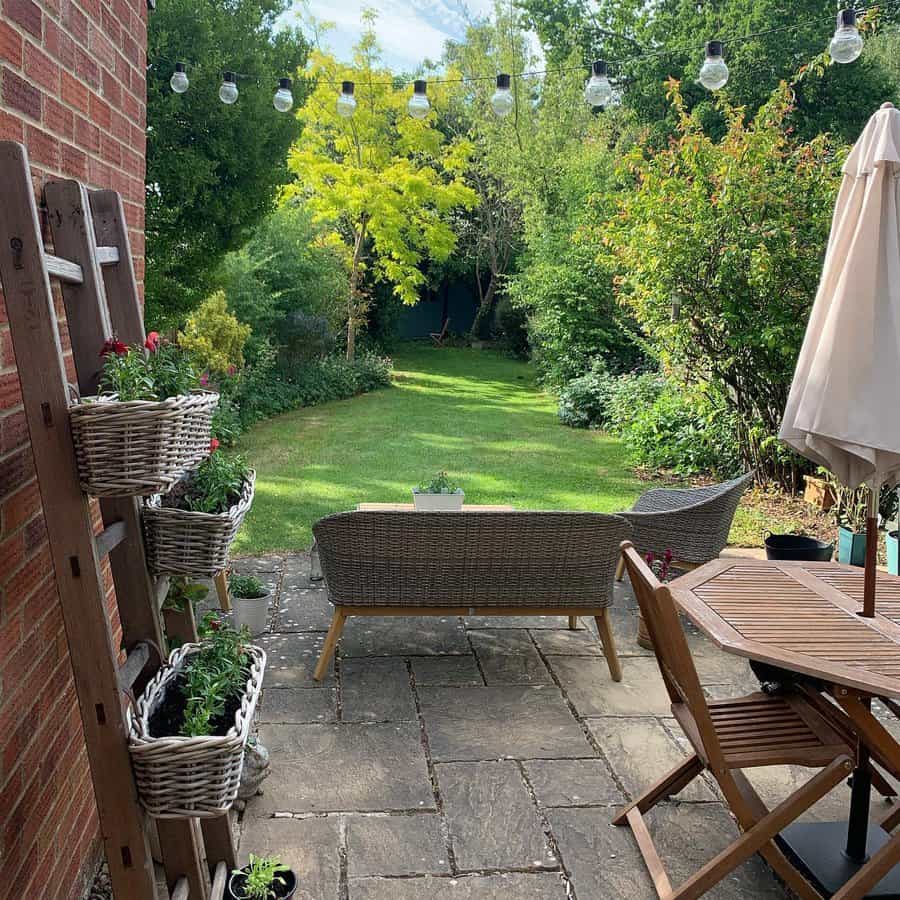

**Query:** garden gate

left=0, top=140, right=235, bottom=900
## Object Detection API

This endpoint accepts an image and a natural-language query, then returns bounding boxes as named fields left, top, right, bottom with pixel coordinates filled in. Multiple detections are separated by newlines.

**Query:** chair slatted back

left=621, top=542, right=727, bottom=770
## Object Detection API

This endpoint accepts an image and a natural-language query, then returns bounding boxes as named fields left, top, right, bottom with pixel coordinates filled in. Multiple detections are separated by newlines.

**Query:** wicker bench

left=311, top=510, right=631, bottom=682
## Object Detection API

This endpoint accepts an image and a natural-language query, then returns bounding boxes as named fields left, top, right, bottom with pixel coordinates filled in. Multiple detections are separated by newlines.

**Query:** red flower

left=208, top=617, right=221, bottom=631
left=227, top=365, right=237, bottom=377
left=209, top=438, right=220, bottom=452
left=199, top=373, right=210, bottom=387
left=144, top=331, right=160, bottom=352
left=100, top=338, right=128, bottom=357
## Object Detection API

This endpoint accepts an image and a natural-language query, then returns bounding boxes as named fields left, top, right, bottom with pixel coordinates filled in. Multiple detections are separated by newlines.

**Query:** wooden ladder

left=0, top=141, right=235, bottom=900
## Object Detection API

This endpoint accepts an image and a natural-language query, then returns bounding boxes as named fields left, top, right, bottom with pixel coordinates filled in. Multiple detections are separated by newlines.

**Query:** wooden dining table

left=671, top=558, right=900, bottom=898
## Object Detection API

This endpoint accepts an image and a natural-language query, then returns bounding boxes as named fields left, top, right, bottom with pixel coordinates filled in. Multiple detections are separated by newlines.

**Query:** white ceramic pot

left=412, top=489, right=465, bottom=511
left=233, top=590, right=271, bottom=636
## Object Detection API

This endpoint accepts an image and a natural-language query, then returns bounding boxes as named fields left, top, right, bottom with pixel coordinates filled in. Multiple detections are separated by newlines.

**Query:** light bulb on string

left=218, top=72, right=238, bottom=105
left=830, top=9, right=864, bottom=64
left=170, top=62, right=189, bottom=94
left=584, top=60, right=613, bottom=107
left=408, top=80, right=430, bottom=119
left=490, top=73, right=514, bottom=117
left=699, top=41, right=729, bottom=90
left=273, top=77, right=293, bottom=112
left=337, top=81, right=357, bottom=118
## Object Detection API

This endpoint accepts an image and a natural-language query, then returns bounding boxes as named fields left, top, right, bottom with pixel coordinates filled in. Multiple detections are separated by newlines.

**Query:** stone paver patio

left=224, top=552, right=896, bottom=900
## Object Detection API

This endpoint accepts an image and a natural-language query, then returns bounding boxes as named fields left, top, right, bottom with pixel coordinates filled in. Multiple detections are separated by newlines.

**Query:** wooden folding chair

left=430, top=317, right=450, bottom=346
left=614, top=542, right=856, bottom=900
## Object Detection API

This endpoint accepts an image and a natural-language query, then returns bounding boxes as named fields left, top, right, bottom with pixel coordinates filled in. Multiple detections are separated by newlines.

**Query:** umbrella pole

left=862, top=486, right=879, bottom=619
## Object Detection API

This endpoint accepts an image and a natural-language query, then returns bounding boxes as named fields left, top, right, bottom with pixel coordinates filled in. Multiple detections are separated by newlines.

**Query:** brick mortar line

left=406, top=657, right=461, bottom=876
left=461, top=618, right=489, bottom=686
left=338, top=813, right=350, bottom=900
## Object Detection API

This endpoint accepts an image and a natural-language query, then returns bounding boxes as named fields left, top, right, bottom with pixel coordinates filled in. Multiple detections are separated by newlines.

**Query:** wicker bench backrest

left=313, top=511, right=631, bottom=609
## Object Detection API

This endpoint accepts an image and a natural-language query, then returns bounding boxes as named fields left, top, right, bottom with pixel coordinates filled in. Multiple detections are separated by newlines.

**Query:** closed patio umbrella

left=780, top=101, right=900, bottom=618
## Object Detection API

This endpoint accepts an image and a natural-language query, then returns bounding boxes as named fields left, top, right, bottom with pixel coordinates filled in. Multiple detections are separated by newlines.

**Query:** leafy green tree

left=285, top=21, right=477, bottom=358
left=603, top=80, right=844, bottom=487
left=146, top=0, right=309, bottom=327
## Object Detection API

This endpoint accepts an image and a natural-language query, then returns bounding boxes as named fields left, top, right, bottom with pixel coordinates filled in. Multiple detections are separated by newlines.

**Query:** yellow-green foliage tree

left=180, top=291, right=252, bottom=374
left=285, top=16, right=477, bottom=358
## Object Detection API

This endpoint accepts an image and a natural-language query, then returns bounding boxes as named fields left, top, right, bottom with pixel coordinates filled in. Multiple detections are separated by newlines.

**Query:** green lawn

left=233, top=345, right=645, bottom=554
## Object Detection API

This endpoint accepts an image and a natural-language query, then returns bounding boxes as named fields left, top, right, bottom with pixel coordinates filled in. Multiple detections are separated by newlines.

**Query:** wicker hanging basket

left=142, top=471, right=256, bottom=577
left=128, top=641, right=266, bottom=819
left=68, top=390, right=219, bottom=497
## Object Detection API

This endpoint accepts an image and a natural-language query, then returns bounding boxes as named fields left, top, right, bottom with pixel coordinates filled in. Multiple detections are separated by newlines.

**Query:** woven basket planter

left=68, top=390, right=219, bottom=497
left=142, top=471, right=256, bottom=577
left=128, top=641, right=266, bottom=819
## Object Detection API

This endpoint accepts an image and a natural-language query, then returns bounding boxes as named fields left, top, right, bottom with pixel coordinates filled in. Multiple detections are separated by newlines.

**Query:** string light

left=830, top=9, right=864, bottom=63
left=170, top=62, right=189, bottom=94
left=699, top=41, right=729, bottom=90
left=408, top=80, right=430, bottom=119
left=584, top=60, right=613, bottom=107
left=490, top=74, right=514, bottom=117
left=273, top=77, right=293, bottom=112
left=337, top=81, right=357, bottom=118
left=218, top=72, right=238, bottom=105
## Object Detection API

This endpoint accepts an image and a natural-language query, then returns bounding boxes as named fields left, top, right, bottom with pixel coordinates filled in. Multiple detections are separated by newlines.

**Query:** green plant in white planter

left=412, top=470, right=464, bottom=511
left=229, top=574, right=270, bottom=637
left=228, top=854, right=296, bottom=900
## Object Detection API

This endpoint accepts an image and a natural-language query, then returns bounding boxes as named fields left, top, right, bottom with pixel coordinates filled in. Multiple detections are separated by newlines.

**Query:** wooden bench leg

left=596, top=609, right=622, bottom=682
left=313, top=609, right=346, bottom=682
left=214, top=570, right=230, bottom=612
left=616, top=555, right=626, bottom=582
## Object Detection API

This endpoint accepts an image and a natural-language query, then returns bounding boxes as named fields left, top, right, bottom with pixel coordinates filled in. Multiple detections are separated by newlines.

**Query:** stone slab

left=349, top=873, right=569, bottom=899
left=258, top=632, right=332, bottom=687
left=523, top=758, right=624, bottom=807
left=258, top=687, right=336, bottom=724
left=529, top=627, right=603, bottom=657
left=346, top=813, right=450, bottom=877
left=468, top=629, right=553, bottom=685
left=549, top=655, right=672, bottom=717
left=248, top=723, right=434, bottom=814
left=277, top=582, right=334, bottom=632
left=339, top=616, right=470, bottom=657
left=436, top=761, right=554, bottom=871
left=463, top=615, right=570, bottom=629
left=341, top=657, right=417, bottom=722
left=237, top=816, right=340, bottom=900
left=585, top=717, right=716, bottom=802
left=418, top=685, right=592, bottom=761
left=411, top=655, right=484, bottom=686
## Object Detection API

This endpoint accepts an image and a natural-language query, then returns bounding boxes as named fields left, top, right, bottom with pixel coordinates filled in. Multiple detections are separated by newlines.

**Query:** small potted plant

left=128, top=614, right=266, bottom=818
left=228, top=854, right=297, bottom=900
left=69, top=333, right=218, bottom=496
left=143, top=448, right=255, bottom=577
left=412, top=471, right=465, bottom=511
left=230, top=574, right=271, bottom=637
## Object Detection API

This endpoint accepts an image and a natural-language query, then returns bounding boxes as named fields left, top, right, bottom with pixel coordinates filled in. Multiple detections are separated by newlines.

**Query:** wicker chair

left=616, top=473, right=753, bottom=580
left=311, top=510, right=631, bottom=682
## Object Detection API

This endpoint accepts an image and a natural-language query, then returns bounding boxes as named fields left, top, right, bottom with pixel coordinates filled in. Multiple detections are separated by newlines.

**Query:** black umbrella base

left=778, top=821, right=900, bottom=897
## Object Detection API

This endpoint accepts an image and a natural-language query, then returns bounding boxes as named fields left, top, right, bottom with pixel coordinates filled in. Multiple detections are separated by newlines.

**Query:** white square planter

left=412, top=489, right=465, bottom=511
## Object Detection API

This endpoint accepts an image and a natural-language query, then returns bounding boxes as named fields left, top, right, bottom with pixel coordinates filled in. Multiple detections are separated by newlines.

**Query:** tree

left=146, top=0, right=310, bottom=327
left=604, top=80, right=844, bottom=487
left=284, top=20, right=477, bottom=359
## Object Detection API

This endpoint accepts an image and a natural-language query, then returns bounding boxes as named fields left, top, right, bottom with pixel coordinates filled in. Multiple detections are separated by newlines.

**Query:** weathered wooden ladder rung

left=0, top=139, right=236, bottom=900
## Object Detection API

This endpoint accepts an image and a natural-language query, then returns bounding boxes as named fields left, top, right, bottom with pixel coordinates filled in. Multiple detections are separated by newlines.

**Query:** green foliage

left=98, top=337, right=199, bottom=401
left=162, top=578, right=210, bottom=613
left=179, top=292, right=251, bottom=375
left=228, top=574, right=268, bottom=600
left=493, top=295, right=529, bottom=359
left=176, top=451, right=252, bottom=514
left=603, top=81, right=843, bottom=483
left=235, top=854, right=292, bottom=900
left=285, top=25, right=477, bottom=357
left=180, top=614, right=250, bottom=738
left=557, top=362, right=616, bottom=430
left=146, top=0, right=310, bottom=326
left=417, top=471, right=461, bottom=494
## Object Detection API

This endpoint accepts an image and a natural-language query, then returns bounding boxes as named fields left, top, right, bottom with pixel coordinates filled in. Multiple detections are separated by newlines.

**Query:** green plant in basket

left=233, top=854, right=292, bottom=900
left=98, top=333, right=200, bottom=402
left=177, top=449, right=252, bottom=515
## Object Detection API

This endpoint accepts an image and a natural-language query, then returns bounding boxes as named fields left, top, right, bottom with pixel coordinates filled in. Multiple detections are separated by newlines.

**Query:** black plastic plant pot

left=764, top=532, right=834, bottom=562
left=227, top=868, right=297, bottom=900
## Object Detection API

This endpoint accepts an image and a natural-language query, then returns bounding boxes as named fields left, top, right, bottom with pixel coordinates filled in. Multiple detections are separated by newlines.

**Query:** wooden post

left=863, top=485, right=879, bottom=618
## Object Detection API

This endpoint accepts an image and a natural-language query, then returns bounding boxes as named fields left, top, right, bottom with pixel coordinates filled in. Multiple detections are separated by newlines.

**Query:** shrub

left=557, top=362, right=616, bottom=429
left=179, top=292, right=251, bottom=375
left=277, top=310, right=337, bottom=367
left=494, top=295, right=529, bottom=359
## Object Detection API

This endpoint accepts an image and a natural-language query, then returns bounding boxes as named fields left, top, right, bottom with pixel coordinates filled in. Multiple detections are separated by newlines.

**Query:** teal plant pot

left=838, top=526, right=867, bottom=567
left=889, top=531, right=899, bottom=576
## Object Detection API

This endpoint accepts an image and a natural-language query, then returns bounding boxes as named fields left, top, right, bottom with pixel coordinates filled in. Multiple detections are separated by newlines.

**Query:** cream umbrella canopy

left=780, top=101, right=900, bottom=617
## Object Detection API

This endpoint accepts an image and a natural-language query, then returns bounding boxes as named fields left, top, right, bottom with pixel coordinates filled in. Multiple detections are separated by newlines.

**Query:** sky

left=283, top=0, right=500, bottom=71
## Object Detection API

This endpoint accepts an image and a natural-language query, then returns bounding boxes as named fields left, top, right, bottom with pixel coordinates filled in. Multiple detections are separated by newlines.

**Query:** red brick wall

left=0, top=0, right=147, bottom=895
